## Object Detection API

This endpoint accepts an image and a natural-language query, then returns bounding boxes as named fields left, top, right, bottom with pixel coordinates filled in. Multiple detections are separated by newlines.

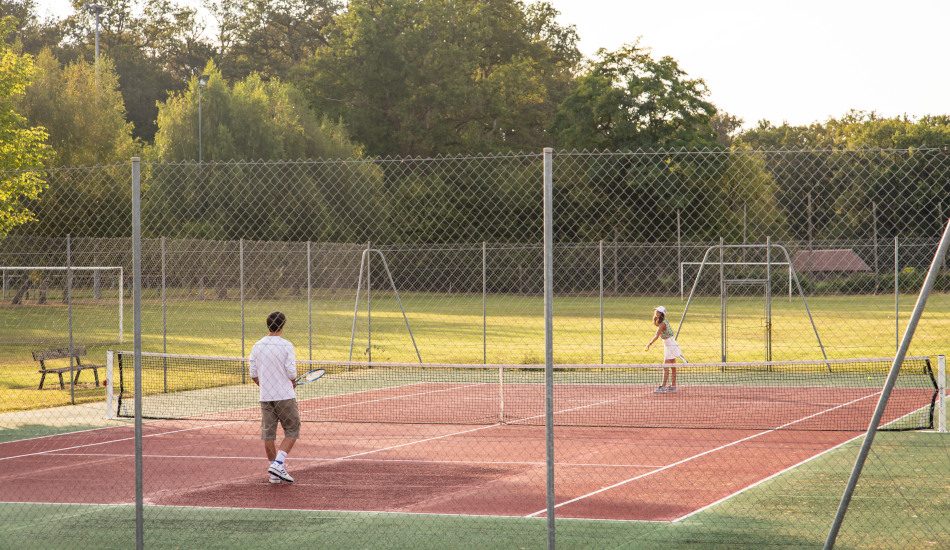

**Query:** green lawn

left=1, top=291, right=948, bottom=413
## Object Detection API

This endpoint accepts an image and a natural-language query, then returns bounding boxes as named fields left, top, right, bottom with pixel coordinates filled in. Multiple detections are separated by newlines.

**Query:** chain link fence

left=0, top=148, right=947, bottom=548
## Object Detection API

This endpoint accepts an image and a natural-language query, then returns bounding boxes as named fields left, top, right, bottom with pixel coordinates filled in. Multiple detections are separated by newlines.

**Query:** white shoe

left=268, top=463, right=294, bottom=483
left=667, top=386, right=678, bottom=393
left=268, top=474, right=283, bottom=484
left=654, top=386, right=668, bottom=393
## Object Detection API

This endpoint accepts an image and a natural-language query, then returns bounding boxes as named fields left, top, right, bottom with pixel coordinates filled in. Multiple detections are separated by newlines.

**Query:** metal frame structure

left=676, top=241, right=828, bottom=365
left=348, top=247, right=423, bottom=364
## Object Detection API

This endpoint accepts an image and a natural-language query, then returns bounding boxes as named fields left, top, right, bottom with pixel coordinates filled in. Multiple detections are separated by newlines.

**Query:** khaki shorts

left=260, top=398, right=301, bottom=440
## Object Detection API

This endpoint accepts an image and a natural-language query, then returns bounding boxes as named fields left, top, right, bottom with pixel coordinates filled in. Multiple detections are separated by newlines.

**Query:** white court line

left=42, top=452, right=665, bottom=469
left=525, top=389, right=883, bottom=517
left=670, top=402, right=938, bottom=522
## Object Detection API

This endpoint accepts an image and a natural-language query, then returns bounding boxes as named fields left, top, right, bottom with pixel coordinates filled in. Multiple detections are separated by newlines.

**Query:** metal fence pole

left=719, top=237, right=726, bottom=363
left=542, top=147, right=555, bottom=550
left=765, top=236, right=772, bottom=362
left=677, top=209, right=682, bottom=300
left=161, top=236, right=167, bottom=392
left=482, top=242, right=487, bottom=365
left=131, top=157, right=144, bottom=550
left=308, top=241, right=313, bottom=361
left=599, top=240, right=604, bottom=364
left=240, top=238, right=245, bottom=381
left=67, top=234, right=74, bottom=405
left=366, top=241, right=372, bottom=364
left=807, top=190, right=814, bottom=250
left=939, top=355, right=946, bottom=434
left=825, top=217, right=950, bottom=549
left=894, top=236, right=899, bottom=353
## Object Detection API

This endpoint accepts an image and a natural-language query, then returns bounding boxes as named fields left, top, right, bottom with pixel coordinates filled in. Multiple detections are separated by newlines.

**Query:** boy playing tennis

left=249, top=311, right=300, bottom=484
left=644, top=306, right=685, bottom=393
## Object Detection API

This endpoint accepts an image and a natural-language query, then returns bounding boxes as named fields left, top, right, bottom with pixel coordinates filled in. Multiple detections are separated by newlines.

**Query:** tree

left=550, top=42, right=718, bottom=150
left=56, top=1, right=214, bottom=141
left=150, top=62, right=383, bottom=243
left=19, top=50, right=136, bottom=165
left=0, top=17, right=48, bottom=236
left=209, top=0, right=341, bottom=81
left=300, top=0, right=580, bottom=156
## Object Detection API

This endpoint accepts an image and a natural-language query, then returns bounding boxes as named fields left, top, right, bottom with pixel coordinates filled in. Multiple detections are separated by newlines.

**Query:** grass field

left=1, top=291, right=948, bottom=413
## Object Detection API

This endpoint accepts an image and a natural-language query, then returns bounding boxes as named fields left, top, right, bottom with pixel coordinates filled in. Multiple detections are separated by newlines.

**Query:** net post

left=939, top=355, right=946, bottom=434
left=824, top=217, right=950, bottom=550
left=131, top=156, right=144, bottom=550
left=105, top=350, right=114, bottom=419
left=542, top=147, right=555, bottom=550
left=367, top=240, right=372, bottom=364
left=119, top=268, right=124, bottom=343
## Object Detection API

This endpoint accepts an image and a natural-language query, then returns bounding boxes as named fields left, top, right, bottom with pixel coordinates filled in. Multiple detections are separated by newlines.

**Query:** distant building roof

left=793, top=249, right=871, bottom=273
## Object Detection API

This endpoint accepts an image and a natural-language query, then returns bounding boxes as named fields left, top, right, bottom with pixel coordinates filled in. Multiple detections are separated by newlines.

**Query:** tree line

left=0, top=0, right=948, bottom=242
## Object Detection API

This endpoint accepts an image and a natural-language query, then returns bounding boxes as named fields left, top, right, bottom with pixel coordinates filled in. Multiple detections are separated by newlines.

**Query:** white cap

left=654, top=306, right=666, bottom=314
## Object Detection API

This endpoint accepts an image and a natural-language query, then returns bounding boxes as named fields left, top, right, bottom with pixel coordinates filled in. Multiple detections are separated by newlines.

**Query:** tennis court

left=0, top=355, right=938, bottom=523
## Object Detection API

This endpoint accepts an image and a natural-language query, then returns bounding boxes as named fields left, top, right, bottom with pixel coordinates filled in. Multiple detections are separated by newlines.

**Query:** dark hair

left=267, top=311, right=286, bottom=332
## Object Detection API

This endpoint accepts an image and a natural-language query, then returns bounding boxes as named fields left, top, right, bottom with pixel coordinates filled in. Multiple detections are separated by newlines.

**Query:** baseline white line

left=525, top=389, right=883, bottom=517
left=41, top=451, right=664, bottom=469
left=670, top=402, right=937, bottom=522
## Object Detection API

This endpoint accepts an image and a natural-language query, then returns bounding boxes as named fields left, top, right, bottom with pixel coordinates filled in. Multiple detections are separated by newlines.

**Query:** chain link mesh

left=1, top=148, right=947, bottom=548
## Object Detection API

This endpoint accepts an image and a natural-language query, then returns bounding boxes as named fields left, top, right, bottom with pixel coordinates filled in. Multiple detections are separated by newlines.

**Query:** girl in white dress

left=644, top=306, right=685, bottom=393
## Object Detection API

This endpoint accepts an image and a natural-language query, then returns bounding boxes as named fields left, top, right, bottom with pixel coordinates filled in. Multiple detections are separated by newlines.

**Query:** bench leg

left=58, top=372, right=65, bottom=390
left=73, top=369, right=81, bottom=385
left=38, top=372, right=46, bottom=390
left=93, top=368, right=100, bottom=387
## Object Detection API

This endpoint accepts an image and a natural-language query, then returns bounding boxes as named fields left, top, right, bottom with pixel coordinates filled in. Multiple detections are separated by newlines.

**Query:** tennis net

left=109, top=352, right=941, bottom=432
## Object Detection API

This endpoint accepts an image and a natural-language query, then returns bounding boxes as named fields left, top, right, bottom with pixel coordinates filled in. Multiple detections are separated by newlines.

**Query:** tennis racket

left=295, top=368, right=326, bottom=386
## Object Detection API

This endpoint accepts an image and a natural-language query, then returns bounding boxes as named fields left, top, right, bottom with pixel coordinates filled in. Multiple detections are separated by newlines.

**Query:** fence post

left=482, top=242, right=487, bottom=365
left=939, top=355, right=946, bottom=434
left=366, top=240, right=372, bottom=364
left=131, top=156, right=144, bottom=550
left=599, top=240, right=604, bottom=364
left=894, top=236, right=899, bottom=353
left=677, top=209, right=682, bottom=300
left=308, top=240, right=313, bottom=361
left=807, top=190, right=814, bottom=250
left=67, top=234, right=74, bottom=405
left=542, top=147, right=555, bottom=550
left=719, top=236, right=726, bottom=363
left=161, top=236, right=167, bottom=392
left=240, top=238, right=245, bottom=382
left=872, top=202, right=879, bottom=293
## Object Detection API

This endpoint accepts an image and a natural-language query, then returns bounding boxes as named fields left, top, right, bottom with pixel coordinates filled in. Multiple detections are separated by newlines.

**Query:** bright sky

left=36, top=0, right=950, bottom=127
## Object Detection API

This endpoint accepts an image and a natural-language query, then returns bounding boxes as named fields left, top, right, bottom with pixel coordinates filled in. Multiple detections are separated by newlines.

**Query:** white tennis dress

left=660, top=322, right=683, bottom=361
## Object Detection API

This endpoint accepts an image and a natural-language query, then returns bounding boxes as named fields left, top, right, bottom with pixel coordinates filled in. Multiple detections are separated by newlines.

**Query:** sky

left=35, top=0, right=950, bottom=128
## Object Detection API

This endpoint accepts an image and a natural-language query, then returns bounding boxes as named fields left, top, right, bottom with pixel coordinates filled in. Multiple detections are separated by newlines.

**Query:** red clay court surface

left=0, top=383, right=933, bottom=522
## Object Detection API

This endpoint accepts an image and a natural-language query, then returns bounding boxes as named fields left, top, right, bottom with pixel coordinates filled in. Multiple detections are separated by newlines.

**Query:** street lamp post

left=198, top=75, right=209, bottom=163
left=86, top=3, right=104, bottom=62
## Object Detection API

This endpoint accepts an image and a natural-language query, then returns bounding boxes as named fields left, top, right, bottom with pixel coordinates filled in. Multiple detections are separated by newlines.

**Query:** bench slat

left=32, top=346, right=88, bottom=361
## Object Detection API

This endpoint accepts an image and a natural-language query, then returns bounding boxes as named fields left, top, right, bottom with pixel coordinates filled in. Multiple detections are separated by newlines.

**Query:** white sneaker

left=268, top=474, right=283, bottom=484
left=667, top=386, right=678, bottom=393
left=654, top=386, right=668, bottom=393
left=268, top=463, right=294, bottom=483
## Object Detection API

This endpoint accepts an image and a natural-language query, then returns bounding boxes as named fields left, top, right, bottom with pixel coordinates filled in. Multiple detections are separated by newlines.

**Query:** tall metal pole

left=599, top=240, right=604, bottom=364
left=240, top=239, right=245, bottom=375
left=677, top=209, right=682, bottom=300
left=87, top=4, right=103, bottom=62
left=719, top=237, right=726, bottom=363
left=872, top=202, right=879, bottom=293
left=197, top=83, right=202, bottom=163
left=542, top=148, right=556, bottom=549
left=161, top=236, right=167, bottom=392
left=67, top=235, right=74, bottom=405
left=765, top=236, right=772, bottom=362
left=307, top=241, right=313, bottom=361
left=894, top=236, right=899, bottom=353
left=131, top=157, right=144, bottom=550
left=807, top=190, right=814, bottom=251
left=482, top=242, right=487, bottom=365
left=366, top=241, right=372, bottom=364
left=825, top=217, right=950, bottom=549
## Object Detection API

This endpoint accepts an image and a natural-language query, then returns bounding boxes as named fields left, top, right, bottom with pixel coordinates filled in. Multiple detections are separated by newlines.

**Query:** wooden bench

left=33, top=346, right=101, bottom=390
